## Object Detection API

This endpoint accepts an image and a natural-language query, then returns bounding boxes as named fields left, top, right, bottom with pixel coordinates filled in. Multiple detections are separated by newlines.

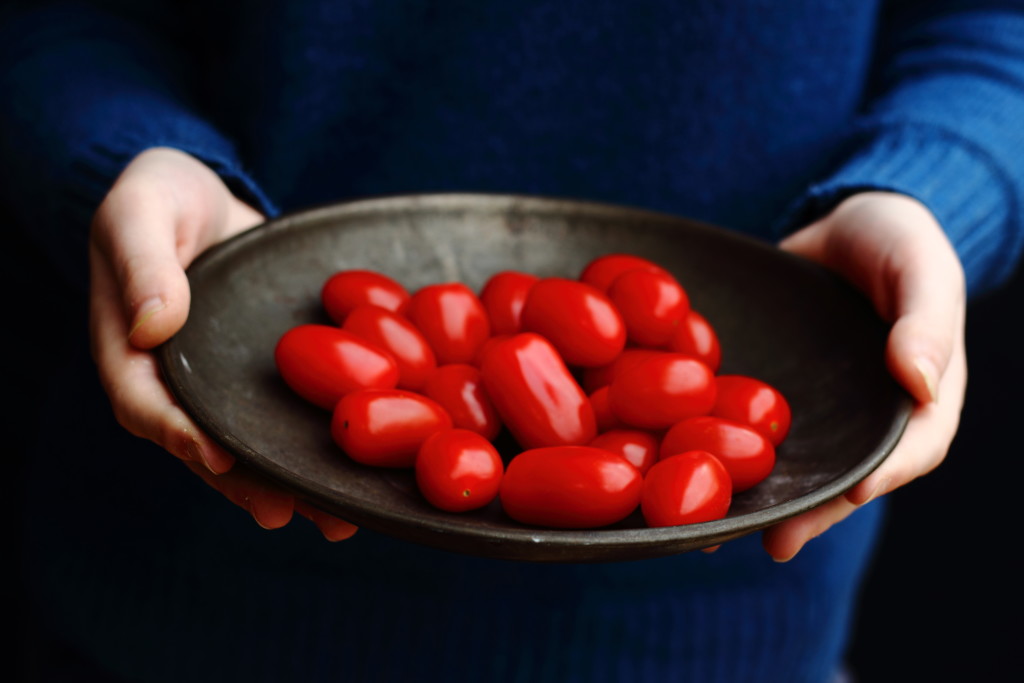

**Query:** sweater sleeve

left=0, top=1, right=277, bottom=290
left=778, top=1, right=1024, bottom=297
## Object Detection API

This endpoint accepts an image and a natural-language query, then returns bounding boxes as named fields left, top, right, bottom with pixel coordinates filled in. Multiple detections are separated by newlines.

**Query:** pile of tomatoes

left=274, top=254, right=791, bottom=530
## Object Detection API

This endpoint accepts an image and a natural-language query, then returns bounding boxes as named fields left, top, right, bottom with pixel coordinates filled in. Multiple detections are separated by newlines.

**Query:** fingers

left=762, top=495, right=861, bottom=562
left=295, top=501, right=360, bottom=541
left=90, top=242, right=236, bottom=474
left=184, top=460, right=296, bottom=529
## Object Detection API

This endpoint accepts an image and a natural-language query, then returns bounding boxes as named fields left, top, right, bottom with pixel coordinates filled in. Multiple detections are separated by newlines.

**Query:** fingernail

left=185, top=439, right=216, bottom=473
left=128, top=297, right=166, bottom=340
left=864, top=476, right=891, bottom=505
left=914, top=357, right=939, bottom=403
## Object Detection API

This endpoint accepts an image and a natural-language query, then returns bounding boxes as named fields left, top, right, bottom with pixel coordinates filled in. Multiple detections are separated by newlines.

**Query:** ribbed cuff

left=777, top=124, right=1022, bottom=297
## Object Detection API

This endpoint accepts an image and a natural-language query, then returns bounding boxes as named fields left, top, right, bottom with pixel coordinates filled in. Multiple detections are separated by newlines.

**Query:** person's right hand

left=89, top=147, right=357, bottom=540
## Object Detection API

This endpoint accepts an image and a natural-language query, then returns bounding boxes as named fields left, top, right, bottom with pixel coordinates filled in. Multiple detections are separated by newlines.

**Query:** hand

left=89, top=147, right=357, bottom=541
left=762, top=191, right=966, bottom=561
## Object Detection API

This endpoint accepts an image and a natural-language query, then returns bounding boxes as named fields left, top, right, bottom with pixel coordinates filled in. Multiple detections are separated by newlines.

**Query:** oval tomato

left=589, top=429, right=659, bottom=475
left=479, top=270, right=540, bottom=335
left=415, top=429, right=504, bottom=512
left=712, top=375, right=792, bottom=446
left=607, top=269, right=690, bottom=347
left=420, top=364, right=502, bottom=441
left=331, top=389, right=452, bottom=468
left=342, top=305, right=437, bottom=390
left=667, top=310, right=722, bottom=373
left=321, top=269, right=410, bottom=324
left=499, top=446, right=642, bottom=528
left=660, top=416, right=775, bottom=492
left=608, top=353, right=716, bottom=429
left=588, top=386, right=625, bottom=433
left=275, top=324, right=399, bottom=410
left=480, top=333, right=596, bottom=449
left=641, top=450, right=732, bottom=527
left=404, top=283, right=491, bottom=365
left=578, top=253, right=668, bottom=293
left=520, top=277, right=626, bottom=367
left=581, top=348, right=666, bottom=393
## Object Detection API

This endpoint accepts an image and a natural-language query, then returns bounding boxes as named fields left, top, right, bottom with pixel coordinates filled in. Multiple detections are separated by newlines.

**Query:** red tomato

left=404, top=283, right=491, bottom=365
left=331, top=389, right=452, bottom=468
left=578, top=253, right=668, bottom=293
left=275, top=324, right=399, bottom=410
left=667, top=310, right=722, bottom=373
left=588, top=386, right=625, bottom=433
left=660, top=416, right=775, bottom=492
left=712, top=375, right=792, bottom=446
left=581, top=348, right=666, bottom=393
left=519, top=278, right=626, bottom=367
left=589, top=429, right=659, bottom=475
left=479, top=270, right=540, bottom=335
left=420, top=364, right=502, bottom=441
left=480, top=333, right=597, bottom=449
left=641, top=450, right=732, bottom=527
left=342, top=305, right=437, bottom=390
left=499, top=446, right=642, bottom=528
left=607, top=269, right=690, bottom=347
left=608, top=353, right=716, bottom=429
left=415, top=429, right=504, bottom=512
left=321, top=270, right=410, bottom=324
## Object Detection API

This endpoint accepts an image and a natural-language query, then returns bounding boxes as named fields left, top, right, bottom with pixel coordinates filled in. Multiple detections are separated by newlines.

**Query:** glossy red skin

left=578, top=253, right=669, bottom=293
left=479, top=270, right=540, bottom=335
left=331, top=389, right=452, bottom=468
left=321, top=270, right=410, bottom=324
left=589, top=429, right=659, bottom=475
left=420, top=364, right=502, bottom=441
left=581, top=348, right=666, bottom=393
left=607, top=269, right=690, bottom=347
left=588, top=386, right=625, bottom=433
left=641, top=450, right=732, bottom=527
left=520, top=278, right=627, bottom=367
left=499, top=446, right=642, bottom=528
left=713, top=375, right=792, bottom=446
left=342, top=305, right=437, bottom=390
left=404, top=283, right=491, bottom=365
left=608, top=353, right=716, bottom=430
left=415, top=429, right=504, bottom=512
left=667, top=310, right=722, bottom=373
left=660, top=416, right=775, bottom=492
left=480, top=333, right=597, bottom=449
left=275, top=324, right=399, bottom=410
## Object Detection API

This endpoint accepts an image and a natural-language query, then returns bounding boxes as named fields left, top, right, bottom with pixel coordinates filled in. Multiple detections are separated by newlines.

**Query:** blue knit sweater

left=5, top=2, right=1024, bottom=682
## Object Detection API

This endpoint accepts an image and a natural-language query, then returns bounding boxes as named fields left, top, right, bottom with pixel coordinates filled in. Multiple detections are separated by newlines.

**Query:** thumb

left=91, top=186, right=191, bottom=350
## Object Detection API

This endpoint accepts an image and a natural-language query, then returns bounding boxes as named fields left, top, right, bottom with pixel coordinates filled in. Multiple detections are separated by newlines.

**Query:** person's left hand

left=760, top=191, right=967, bottom=561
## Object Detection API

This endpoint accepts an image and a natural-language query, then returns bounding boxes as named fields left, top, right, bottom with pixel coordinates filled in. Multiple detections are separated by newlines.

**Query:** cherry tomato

left=499, top=446, right=642, bottom=528
left=608, top=353, right=716, bottom=429
left=581, top=348, right=666, bottom=393
left=660, top=416, right=775, bottom=492
left=520, top=277, right=626, bottom=367
left=641, top=450, right=732, bottom=527
left=667, top=310, right=722, bottom=373
left=342, top=305, right=437, bottom=390
left=712, top=375, right=792, bottom=446
left=479, top=270, right=540, bottom=335
left=331, top=388, right=452, bottom=468
left=420, top=364, right=502, bottom=441
left=480, top=333, right=597, bottom=449
left=588, top=386, right=625, bottom=433
left=321, top=269, right=410, bottom=324
left=415, top=429, right=503, bottom=512
left=607, top=269, right=690, bottom=347
left=275, top=324, right=399, bottom=410
left=589, top=429, right=659, bottom=475
left=578, top=253, right=668, bottom=293
left=404, top=283, right=491, bottom=365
